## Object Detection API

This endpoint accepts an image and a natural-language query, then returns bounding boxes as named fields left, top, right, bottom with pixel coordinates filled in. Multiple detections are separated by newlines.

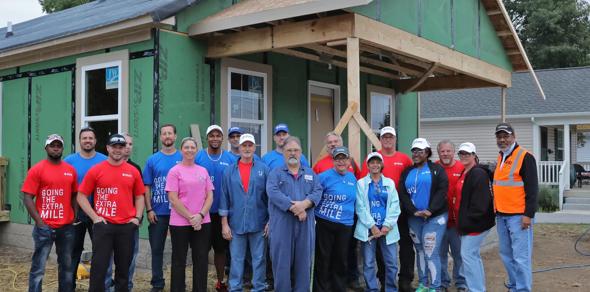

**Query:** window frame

left=75, top=50, right=129, bottom=151
left=367, top=84, right=395, bottom=149
left=221, top=58, right=272, bottom=155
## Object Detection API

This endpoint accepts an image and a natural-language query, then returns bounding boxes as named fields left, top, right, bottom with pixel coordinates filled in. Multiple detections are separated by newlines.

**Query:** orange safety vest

left=493, top=146, right=527, bottom=214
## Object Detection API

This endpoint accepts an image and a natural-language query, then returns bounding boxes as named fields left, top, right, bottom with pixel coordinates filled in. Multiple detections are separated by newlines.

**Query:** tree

left=39, top=0, right=91, bottom=13
left=504, top=0, right=590, bottom=69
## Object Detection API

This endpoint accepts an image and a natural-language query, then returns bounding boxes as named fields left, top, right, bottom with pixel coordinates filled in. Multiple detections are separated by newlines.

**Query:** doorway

left=308, top=81, right=340, bottom=164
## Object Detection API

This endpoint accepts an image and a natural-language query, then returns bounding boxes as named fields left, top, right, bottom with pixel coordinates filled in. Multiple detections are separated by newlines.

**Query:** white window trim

left=221, top=58, right=272, bottom=155
left=307, top=80, right=341, bottom=159
left=0, top=81, right=2, bottom=155
left=367, top=84, right=395, bottom=149
left=75, top=50, right=129, bottom=151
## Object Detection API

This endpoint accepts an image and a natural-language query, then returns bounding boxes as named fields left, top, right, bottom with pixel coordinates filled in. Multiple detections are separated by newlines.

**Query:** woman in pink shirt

left=166, top=137, right=214, bottom=292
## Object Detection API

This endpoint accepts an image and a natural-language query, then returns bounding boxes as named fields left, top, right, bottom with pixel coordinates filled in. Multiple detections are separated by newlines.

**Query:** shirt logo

left=453, top=173, right=461, bottom=177
left=258, top=170, right=264, bottom=177
left=220, top=162, right=229, bottom=166
left=304, top=174, right=313, bottom=181
left=122, top=173, right=132, bottom=178
left=63, top=172, right=73, bottom=176
left=394, top=162, right=404, bottom=166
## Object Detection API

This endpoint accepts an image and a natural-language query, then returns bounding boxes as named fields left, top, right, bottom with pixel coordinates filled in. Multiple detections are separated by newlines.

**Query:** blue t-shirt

left=368, top=179, right=388, bottom=228
left=262, top=150, right=310, bottom=170
left=64, top=152, right=108, bottom=220
left=143, top=150, right=182, bottom=215
left=405, top=165, right=432, bottom=211
left=195, top=149, right=237, bottom=213
left=316, top=169, right=356, bottom=226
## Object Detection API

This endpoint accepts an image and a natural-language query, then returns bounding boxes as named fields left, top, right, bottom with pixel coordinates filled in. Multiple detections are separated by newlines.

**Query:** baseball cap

left=45, top=134, right=64, bottom=147
left=411, top=138, right=431, bottom=150
left=458, top=142, right=476, bottom=154
left=273, top=123, right=289, bottom=135
left=107, top=134, right=127, bottom=146
left=206, top=125, right=223, bottom=136
left=239, top=133, right=256, bottom=145
left=380, top=126, right=396, bottom=137
left=366, top=152, right=384, bottom=163
left=228, top=126, right=243, bottom=136
left=332, top=146, right=350, bottom=158
left=495, top=123, right=514, bottom=135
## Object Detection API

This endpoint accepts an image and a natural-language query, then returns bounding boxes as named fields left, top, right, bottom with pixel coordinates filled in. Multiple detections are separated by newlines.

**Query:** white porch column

left=532, top=120, right=541, bottom=161
left=564, top=123, right=571, bottom=190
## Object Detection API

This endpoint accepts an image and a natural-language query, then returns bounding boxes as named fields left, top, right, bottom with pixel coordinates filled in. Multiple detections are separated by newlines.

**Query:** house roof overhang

left=189, top=0, right=544, bottom=96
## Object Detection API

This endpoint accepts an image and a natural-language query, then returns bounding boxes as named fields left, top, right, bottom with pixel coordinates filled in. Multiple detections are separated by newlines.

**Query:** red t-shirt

left=238, top=160, right=253, bottom=193
left=360, top=151, right=413, bottom=189
left=313, top=155, right=362, bottom=179
left=21, top=160, right=78, bottom=228
left=437, top=160, right=465, bottom=228
left=79, top=161, right=145, bottom=224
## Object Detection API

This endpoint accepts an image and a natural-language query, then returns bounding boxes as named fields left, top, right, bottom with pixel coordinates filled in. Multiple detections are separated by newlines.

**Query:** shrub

left=538, top=186, right=559, bottom=212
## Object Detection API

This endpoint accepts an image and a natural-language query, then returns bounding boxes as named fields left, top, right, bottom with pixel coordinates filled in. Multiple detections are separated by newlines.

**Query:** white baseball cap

left=380, top=126, right=396, bottom=137
left=366, top=152, right=384, bottom=163
left=411, top=138, right=431, bottom=150
left=206, top=125, right=223, bottom=136
left=45, top=134, right=64, bottom=147
left=458, top=142, right=476, bottom=154
left=239, top=133, right=256, bottom=145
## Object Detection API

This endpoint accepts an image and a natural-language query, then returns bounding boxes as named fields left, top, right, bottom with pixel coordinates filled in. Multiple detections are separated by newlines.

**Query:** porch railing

left=537, top=161, right=563, bottom=185
left=558, top=160, right=568, bottom=210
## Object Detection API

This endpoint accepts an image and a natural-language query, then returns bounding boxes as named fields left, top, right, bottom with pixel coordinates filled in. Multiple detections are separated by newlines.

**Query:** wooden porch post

left=347, top=37, right=361, bottom=163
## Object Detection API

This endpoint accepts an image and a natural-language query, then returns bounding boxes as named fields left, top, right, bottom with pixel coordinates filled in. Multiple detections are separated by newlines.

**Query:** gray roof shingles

left=421, top=67, right=590, bottom=119
left=0, top=0, right=197, bottom=54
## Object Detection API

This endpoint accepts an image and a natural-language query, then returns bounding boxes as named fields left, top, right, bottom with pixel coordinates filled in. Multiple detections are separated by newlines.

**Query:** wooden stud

left=497, top=30, right=513, bottom=37
left=360, top=44, right=455, bottom=75
left=190, top=124, right=204, bottom=151
left=402, top=63, right=439, bottom=93
left=347, top=37, right=362, bottom=164
left=326, top=39, right=348, bottom=47
left=501, top=87, right=506, bottom=122
left=352, top=112, right=382, bottom=151
left=312, top=102, right=358, bottom=165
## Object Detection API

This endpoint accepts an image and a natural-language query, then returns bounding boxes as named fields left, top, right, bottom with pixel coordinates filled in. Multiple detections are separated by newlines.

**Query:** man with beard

left=22, top=134, right=78, bottom=292
left=143, top=124, right=182, bottom=292
left=266, top=136, right=322, bottom=292
left=263, top=123, right=310, bottom=170
left=436, top=140, right=467, bottom=292
left=195, top=125, right=237, bottom=291
left=228, top=127, right=243, bottom=158
left=64, top=127, right=107, bottom=290
left=77, top=134, right=145, bottom=292
left=360, top=126, right=413, bottom=292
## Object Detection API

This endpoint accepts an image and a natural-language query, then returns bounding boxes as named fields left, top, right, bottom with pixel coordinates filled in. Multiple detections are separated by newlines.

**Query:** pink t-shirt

left=165, top=163, right=214, bottom=226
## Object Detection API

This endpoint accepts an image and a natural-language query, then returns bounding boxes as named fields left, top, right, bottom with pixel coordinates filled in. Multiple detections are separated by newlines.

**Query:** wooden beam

left=497, top=30, right=513, bottom=37
left=360, top=44, right=455, bottom=75
left=304, top=43, right=422, bottom=76
left=402, top=63, right=439, bottom=93
left=190, top=124, right=203, bottom=150
left=394, top=75, right=496, bottom=92
left=206, top=14, right=354, bottom=58
left=487, top=9, right=502, bottom=15
left=0, top=210, right=9, bottom=222
left=506, top=49, right=521, bottom=55
left=312, top=102, right=358, bottom=165
left=347, top=37, right=361, bottom=163
left=326, top=39, right=347, bottom=47
left=353, top=14, right=512, bottom=87
left=353, top=112, right=382, bottom=150
left=272, top=48, right=399, bottom=79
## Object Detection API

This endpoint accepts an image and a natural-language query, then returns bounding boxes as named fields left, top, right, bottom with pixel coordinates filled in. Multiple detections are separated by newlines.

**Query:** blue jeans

left=148, top=215, right=170, bottom=289
left=440, top=227, right=466, bottom=288
left=361, top=238, right=398, bottom=292
left=461, top=229, right=490, bottom=292
left=229, top=231, right=266, bottom=292
left=496, top=215, right=533, bottom=292
left=29, top=224, right=75, bottom=292
left=105, top=227, right=139, bottom=291
left=408, top=213, right=447, bottom=289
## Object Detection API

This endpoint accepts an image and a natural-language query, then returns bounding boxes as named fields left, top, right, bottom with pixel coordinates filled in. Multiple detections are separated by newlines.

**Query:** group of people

left=22, top=120, right=537, bottom=292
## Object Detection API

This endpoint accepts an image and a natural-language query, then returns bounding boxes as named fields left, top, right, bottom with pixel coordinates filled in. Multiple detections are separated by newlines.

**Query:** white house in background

left=420, top=67, right=590, bottom=196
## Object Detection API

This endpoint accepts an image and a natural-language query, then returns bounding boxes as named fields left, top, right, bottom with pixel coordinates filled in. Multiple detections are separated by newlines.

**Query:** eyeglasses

left=411, top=149, right=425, bottom=154
left=458, top=152, right=472, bottom=157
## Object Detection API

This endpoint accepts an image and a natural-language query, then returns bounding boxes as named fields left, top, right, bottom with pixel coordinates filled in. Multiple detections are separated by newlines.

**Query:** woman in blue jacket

left=398, top=138, right=449, bottom=292
left=355, top=152, right=401, bottom=292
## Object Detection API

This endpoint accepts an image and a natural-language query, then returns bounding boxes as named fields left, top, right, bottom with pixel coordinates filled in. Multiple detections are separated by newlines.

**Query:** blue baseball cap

left=228, top=127, right=243, bottom=136
left=273, top=123, right=289, bottom=135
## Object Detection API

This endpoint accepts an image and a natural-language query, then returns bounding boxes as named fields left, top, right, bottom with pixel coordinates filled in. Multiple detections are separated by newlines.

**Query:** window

left=221, top=59, right=272, bottom=157
left=367, top=85, right=395, bottom=151
left=76, top=51, right=129, bottom=154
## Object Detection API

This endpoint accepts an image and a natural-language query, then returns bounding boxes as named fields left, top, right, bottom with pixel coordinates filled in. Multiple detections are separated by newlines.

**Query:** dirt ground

left=0, top=223, right=588, bottom=291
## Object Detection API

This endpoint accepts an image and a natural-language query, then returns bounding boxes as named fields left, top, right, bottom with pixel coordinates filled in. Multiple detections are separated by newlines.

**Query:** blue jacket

left=354, top=174, right=401, bottom=245
left=266, top=165, right=323, bottom=213
left=219, top=160, right=269, bottom=234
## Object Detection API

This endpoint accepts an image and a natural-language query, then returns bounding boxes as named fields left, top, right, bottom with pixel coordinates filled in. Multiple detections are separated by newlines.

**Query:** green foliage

left=538, top=186, right=559, bottom=212
left=38, top=0, right=91, bottom=13
left=504, top=0, right=590, bottom=69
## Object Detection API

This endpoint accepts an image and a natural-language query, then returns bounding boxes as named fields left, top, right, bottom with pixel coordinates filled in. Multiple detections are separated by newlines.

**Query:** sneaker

left=215, top=280, right=228, bottom=292
left=415, top=284, right=428, bottom=292
left=264, top=280, right=274, bottom=291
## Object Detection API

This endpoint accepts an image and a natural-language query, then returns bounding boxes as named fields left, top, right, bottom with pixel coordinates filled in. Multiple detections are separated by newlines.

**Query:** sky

left=0, top=0, right=45, bottom=27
